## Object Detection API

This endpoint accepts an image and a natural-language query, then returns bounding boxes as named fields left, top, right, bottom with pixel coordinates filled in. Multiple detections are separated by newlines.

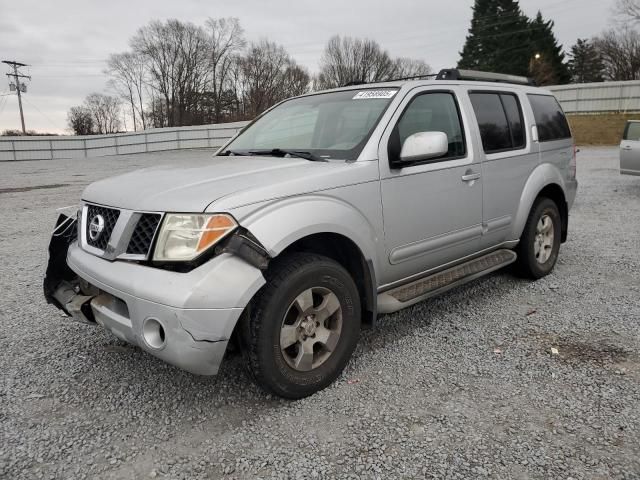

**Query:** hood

left=82, top=155, right=378, bottom=212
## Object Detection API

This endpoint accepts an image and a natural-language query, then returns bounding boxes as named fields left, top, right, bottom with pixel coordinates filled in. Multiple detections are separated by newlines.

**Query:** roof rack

left=436, top=68, right=536, bottom=86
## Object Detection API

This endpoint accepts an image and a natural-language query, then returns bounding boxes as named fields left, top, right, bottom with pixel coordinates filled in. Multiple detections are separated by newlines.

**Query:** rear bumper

left=63, top=242, right=265, bottom=375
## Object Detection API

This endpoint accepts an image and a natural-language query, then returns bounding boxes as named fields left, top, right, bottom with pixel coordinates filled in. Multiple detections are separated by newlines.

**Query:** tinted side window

left=395, top=92, right=466, bottom=159
left=624, top=122, right=640, bottom=141
left=500, top=94, right=525, bottom=149
left=528, top=94, right=571, bottom=142
left=469, top=93, right=512, bottom=152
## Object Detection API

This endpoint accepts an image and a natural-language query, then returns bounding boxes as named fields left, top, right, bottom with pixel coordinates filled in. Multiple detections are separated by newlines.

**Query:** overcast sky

left=0, top=0, right=614, bottom=134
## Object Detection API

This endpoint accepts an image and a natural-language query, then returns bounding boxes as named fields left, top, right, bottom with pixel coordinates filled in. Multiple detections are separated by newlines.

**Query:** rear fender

left=511, top=163, right=567, bottom=241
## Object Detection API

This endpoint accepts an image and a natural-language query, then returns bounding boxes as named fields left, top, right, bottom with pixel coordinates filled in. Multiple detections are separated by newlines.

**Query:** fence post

left=49, top=139, right=54, bottom=160
left=145, top=133, right=149, bottom=152
left=177, top=129, right=181, bottom=150
left=115, top=135, right=119, bottom=155
left=12, top=140, right=16, bottom=161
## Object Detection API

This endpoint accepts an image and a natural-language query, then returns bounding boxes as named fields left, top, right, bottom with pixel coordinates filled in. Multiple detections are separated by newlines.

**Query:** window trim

left=527, top=93, right=572, bottom=143
left=623, top=121, right=640, bottom=141
left=388, top=89, right=468, bottom=169
left=469, top=90, right=527, bottom=155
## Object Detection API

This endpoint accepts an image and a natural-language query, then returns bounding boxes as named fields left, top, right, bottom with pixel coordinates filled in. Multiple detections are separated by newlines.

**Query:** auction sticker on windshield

left=353, top=90, right=397, bottom=100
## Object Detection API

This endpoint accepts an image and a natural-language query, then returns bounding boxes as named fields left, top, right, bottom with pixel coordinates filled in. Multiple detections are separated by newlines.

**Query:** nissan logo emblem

left=89, top=214, right=105, bottom=241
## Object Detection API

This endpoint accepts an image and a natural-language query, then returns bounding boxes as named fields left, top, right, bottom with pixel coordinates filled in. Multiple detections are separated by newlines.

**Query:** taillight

left=570, top=145, right=577, bottom=179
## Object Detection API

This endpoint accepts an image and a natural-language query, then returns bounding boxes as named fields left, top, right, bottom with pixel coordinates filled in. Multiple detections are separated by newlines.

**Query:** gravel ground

left=1, top=147, right=639, bottom=480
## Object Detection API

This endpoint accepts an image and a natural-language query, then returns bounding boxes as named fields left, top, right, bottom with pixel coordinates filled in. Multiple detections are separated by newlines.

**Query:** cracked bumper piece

left=66, top=242, right=265, bottom=375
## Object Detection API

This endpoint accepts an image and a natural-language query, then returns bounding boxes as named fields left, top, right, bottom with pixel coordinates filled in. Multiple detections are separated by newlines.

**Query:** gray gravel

left=1, top=147, right=639, bottom=480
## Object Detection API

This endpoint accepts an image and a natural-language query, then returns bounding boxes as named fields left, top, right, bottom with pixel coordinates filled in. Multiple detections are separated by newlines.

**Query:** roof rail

left=436, top=68, right=536, bottom=86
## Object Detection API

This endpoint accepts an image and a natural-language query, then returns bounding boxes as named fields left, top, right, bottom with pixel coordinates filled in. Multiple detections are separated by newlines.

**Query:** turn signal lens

left=197, top=215, right=237, bottom=252
left=153, top=213, right=237, bottom=261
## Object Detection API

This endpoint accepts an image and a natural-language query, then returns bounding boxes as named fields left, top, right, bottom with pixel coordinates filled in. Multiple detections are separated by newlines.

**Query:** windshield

left=221, top=88, right=399, bottom=161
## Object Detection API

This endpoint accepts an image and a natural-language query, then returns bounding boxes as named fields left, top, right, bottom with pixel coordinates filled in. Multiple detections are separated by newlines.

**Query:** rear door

left=466, top=89, right=539, bottom=249
left=621, top=121, right=640, bottom=175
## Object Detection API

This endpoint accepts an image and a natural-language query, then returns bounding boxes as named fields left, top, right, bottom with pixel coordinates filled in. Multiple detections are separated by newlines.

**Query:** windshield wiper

left=218, top=149, right=249, bottom=156
left=248, top=149, right=328, bottom=162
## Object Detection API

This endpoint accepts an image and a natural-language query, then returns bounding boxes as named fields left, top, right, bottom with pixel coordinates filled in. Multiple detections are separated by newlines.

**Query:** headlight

left=153, top=213, right=237, bottom=261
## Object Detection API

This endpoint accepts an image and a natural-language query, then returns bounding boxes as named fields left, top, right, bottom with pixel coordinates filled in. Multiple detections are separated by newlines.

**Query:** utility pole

left=2, top=60, right=31, bottom=134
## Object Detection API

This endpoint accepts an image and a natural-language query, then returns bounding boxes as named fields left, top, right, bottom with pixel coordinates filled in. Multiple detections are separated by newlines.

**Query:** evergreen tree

left=528, top=12, right=571, bottom=85
left=567, top=38, right=605, bottom=83
left=458, top=1, right=570, bottom=84
left=458, top=0, right=531, bottom=76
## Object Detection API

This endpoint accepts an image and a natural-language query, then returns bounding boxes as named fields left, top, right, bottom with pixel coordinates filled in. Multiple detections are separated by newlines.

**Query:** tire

left=514, top=197, right=562, bottom=279
left=241, top=252, right=361, bottom=399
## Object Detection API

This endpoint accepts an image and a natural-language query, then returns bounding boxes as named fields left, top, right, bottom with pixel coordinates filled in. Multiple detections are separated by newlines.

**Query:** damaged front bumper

left=44, top=213, right=266, bottom=375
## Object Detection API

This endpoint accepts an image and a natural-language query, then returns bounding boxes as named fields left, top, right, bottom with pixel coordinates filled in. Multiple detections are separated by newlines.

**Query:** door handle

left=623, top=146, right=633, bottom=151
left=461, top=172, right=481, bottom=182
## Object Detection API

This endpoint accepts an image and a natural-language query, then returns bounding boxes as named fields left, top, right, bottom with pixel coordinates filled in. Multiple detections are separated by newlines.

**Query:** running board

left=377, top=249, right=517, bottom=314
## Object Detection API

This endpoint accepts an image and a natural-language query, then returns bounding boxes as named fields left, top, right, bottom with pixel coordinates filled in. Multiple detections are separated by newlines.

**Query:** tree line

left=68, top=1, right=640, bottom=135
left=67, top=19, right=431, bottom=135
left=459, top=0, right=640, bottom=86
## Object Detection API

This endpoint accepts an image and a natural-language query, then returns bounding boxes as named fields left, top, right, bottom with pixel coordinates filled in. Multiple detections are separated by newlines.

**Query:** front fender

left=235, top=193, right=381, bottom=271
left=511, top=163, right=567, bottom=240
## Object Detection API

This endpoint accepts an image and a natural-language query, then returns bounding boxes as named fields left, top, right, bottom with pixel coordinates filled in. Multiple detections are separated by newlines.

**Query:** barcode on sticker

left=353, top=90, right=397, bottom=100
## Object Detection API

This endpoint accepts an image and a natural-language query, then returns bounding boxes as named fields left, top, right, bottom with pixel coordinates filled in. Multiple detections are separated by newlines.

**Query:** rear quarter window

left=528, top=94, right=571, bottom=142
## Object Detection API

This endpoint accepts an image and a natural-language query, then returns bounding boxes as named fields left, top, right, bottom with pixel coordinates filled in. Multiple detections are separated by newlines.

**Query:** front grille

left=126, top=213, right=162, bottom=256
left=85, top=205, right=120, bottom=250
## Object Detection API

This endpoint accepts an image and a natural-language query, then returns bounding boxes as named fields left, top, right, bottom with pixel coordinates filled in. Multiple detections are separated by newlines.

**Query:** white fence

left=548, top=80, right=640, bottom=114
left=0, top=121, right=250, bottom=161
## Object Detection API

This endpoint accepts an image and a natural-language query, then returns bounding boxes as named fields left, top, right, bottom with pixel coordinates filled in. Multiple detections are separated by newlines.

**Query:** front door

left=378, top=88, right=483, bottom=287
left=621, top=121, right=640, bottom=175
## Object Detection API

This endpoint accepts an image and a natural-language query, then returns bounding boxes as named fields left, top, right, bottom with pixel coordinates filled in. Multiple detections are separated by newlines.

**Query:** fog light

left=142, top=318, right=166, bottom=350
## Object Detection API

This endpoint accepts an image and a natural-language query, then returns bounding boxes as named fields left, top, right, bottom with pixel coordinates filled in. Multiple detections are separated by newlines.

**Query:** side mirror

left=398, top=131, right=449, bottom=164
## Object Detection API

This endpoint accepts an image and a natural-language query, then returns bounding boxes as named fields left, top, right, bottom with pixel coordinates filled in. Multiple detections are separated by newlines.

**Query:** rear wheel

left=241, top=253, right=360, bottom=399
left=514, top=197, right=562, bottom=279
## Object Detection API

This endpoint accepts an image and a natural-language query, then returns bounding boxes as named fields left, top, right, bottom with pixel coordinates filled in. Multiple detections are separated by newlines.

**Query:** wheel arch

left=236, top=195, right=381, bottom=325
left=275, top=232, right=377, bottom=325
left=512, top=165, right=570, bottom=243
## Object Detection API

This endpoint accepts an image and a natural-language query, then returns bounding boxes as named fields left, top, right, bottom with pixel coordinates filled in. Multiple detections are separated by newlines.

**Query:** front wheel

left=241, top=253, right=361, bottom=399
left=514, top=197, right=562, bottom=279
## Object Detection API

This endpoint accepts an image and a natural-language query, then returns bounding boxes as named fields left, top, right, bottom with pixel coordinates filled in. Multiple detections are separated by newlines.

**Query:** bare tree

left=593, top=28, right=640, bottom=80
left=235, top=40, right=310, bottom=118
left=316, top=36, right=395, bottom=88
left=528, top=57, right=557, bottom=86
left=67, top=106, right=95, bottom=135
left=316, top=36, right=432, bottom=89
left=84, top=93, right=122, bottom=134
left=132, top=20, right=210, bottom=127
left=205, top=17, right=246, bottom=122
left=392, top=58, right=433, bottom=79
left=615, top=0, right=640, bottom=23
left=106, top=52, right=147, bottom=131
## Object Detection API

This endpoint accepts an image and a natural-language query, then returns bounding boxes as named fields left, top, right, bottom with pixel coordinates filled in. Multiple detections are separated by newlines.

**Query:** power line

left=22, top=95, right=62, bottom=132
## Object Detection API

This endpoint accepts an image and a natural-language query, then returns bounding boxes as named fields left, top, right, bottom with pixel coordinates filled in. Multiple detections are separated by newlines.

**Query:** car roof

left=306, top=79, right=549, bottom=98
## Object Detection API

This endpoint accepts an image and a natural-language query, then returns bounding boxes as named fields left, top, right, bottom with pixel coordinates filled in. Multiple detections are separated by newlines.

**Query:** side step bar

left=377, top=249, right=517, bottom=314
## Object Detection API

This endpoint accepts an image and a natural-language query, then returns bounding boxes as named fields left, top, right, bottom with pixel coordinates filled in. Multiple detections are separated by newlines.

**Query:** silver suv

left=45, top=69, right=578, bottom=399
